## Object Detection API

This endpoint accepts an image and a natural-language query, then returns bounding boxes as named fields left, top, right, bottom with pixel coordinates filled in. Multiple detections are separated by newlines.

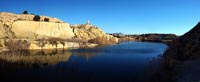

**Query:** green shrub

left=33, top=15, right=40, bottom=21
left=44, top=18, right=49, bottom=22
left=23, top=10, right=28, bottom=14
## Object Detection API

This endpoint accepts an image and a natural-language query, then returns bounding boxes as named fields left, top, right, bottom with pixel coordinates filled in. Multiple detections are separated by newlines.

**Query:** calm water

left=0, top=42, right=167, bottom=82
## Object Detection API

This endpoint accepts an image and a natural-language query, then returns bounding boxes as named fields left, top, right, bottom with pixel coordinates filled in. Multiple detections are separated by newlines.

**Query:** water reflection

left=0, top=48, right=102, bottom=69
left=0, top=42, right=168, bottom=82
left=0, top=50, right=71, bottom=68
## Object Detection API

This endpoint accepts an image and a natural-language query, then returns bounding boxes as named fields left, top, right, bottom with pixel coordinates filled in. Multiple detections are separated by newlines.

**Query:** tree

left=44, top=18, right=49, bottom=22
left=33, top=15, right=40, bottom=21
left=38, top=40, right=46, bottom=50
left=23, top=10, right=28, bottom=14
left=60, top=41, right=65, bottom=49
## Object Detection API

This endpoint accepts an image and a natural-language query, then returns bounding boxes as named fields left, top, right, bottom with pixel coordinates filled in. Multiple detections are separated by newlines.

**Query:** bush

left=23, top=10, right=28, bottom=14
left=5, top=39, right=30, bottom=50
left=33, top=15, right=40, bottom=21
left=5, top=38, right=15, bottom=50
left=38, top=40, right=46, bottom=49
left=44, top=18, right=49, bottom=22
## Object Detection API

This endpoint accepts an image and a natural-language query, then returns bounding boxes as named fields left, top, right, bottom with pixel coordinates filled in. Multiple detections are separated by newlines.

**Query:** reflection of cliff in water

left=0, top=48, right=101, bottom=69
left=0, top=50, right=71, bottom=69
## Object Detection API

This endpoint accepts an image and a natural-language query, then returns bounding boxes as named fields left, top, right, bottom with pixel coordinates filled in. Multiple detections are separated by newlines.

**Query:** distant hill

left=110, top=33, right=177, bottom=44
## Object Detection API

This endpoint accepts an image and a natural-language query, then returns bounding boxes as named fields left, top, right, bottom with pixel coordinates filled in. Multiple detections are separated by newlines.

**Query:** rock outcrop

left=71, top=23, right=118, bottom=44
left=0, top=12, right=74, bottom=39
left=0, top=12, right=117, bottom=50
left=164, top=23, right=200, bottom=61
left=12, top=21, right=74, bottom=39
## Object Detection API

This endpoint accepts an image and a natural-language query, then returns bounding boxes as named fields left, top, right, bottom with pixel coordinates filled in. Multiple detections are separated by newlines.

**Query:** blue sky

left=0, top=0, right=200, bottom=35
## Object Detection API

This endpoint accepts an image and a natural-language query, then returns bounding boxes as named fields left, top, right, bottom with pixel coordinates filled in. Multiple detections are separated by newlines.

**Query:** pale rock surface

left=12, top=21, right=74, bottom=39
left=71, top=24, right=118, bottom=42
left=0, top=12, right=74, bottom=39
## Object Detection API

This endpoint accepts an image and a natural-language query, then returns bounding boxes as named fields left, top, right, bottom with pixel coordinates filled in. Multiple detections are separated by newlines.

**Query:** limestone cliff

left=0, top=12, right=117, bottom=50
left=12, top=21, right=74, bottom=39
left=0, top=12, right=74, bottom=39
left=71, top=24, right=118, bottom=43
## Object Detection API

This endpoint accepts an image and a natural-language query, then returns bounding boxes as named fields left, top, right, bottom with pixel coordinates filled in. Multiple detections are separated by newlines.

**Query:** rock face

left=0, top=12, right=74, bottom=39
left=12, top=21, right=74, bottom=39
left=164, top=23, right=200, bottom=61
left=71, top=24, right=118, bottom=43
left=0, top=12, right=117, bottom=50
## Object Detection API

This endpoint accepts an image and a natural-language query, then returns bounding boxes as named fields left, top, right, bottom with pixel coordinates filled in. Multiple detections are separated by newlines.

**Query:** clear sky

left=0, top=0, right=200, bottom=35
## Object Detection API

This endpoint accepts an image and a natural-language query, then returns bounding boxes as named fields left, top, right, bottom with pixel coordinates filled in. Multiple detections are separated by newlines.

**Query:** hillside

left=0, top=12, right=118, bottom=50
left=163, top=22, right=200, bottom=82
left=164, top=23, right=200, bottom=61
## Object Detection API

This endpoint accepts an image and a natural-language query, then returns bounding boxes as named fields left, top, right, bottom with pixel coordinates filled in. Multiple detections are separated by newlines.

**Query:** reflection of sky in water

left=0, top=42, right=167, bottom=82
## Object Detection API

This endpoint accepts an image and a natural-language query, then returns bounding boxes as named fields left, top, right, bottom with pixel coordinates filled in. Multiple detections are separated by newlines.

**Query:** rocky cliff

left=0, top=12, right=118, bottom=50
left=71, top=24, right=118, bottom=44
left=12, top=21, right=74, bottom=39
left=0, top=12, right=74, bottom=39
